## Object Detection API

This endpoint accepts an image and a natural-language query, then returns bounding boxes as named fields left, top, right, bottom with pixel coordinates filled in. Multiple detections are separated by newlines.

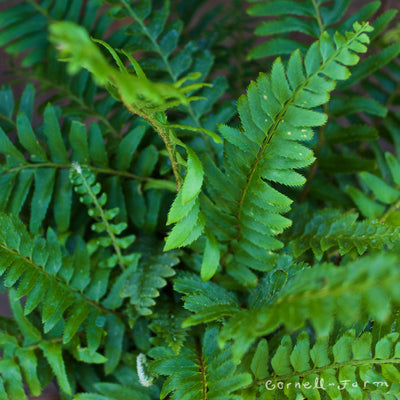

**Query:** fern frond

left=0, top=84, right=34, bottom=132
left=149, top=300, right=190, bottom=355
left=148, top=325, right=252, bottom=400
left=218, top=253, right=400, bottom=361
left=250, top=329, right=400, bottom=399
left=120, top=251, right=180, bottom=316
left=1, top=291, right=72, bottom=399
left=102, top=0, right=235, bottom=153
left=0, top=213, right=123, bottom=355
left=174, top=272, right=240, bottom=327
left=203, top=23, right=372, bottom=285
left=49, top=21, right=205, bottom=115
left=69, top=163, right=137, bottom=270
left=247, top=0, right=383, bottom=60
left=348, top=151, right=400, bottom=223
left=247, top=1, right=400, bottom=204
left=73, top=365, right=157, bottom=400
left=289, top=208, right=400, bottom=260
left=0, top=93, right=174, bottom=235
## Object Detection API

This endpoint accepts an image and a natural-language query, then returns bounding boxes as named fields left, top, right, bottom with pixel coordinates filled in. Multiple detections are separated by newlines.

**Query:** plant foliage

left=0, top=1, right=400, bottom=399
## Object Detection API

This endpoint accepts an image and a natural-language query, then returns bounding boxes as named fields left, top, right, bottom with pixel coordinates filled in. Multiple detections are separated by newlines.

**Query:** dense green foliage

left=1, top=0, right=400, bottom=399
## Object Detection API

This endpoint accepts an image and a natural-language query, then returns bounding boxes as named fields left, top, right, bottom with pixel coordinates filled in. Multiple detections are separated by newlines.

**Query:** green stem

left=74, top=164, right=126, bottom=271
left=195, top=337, right=208, bottom=400
left=299, top=0, right=326, bottom=202
left=311, top=0, right=324, bottom=35
left=121, top=103, right=183, bottom=190
left=119, top=0, right=215, bottom=159
left=5, top=162, right=153, bottom=182
left=380, top=196, right=400, bottom=223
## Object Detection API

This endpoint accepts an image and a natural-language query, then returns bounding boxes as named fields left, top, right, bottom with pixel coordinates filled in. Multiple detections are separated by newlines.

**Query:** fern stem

left=380, top=196, right=400, bottom=223
left=299, top=0, right=327, bottom=202
left=74, top=164, right=127, bottom=271
left=120, top=0, right=176, bottom=80
left=195, top=337, right=208, bottom=400
left=0, top=114, right=16, bottom=128
left=121, top=104, right=183, bottom=190
left=25, top=0, right=54, bottom=22
left=4, top=162, right=171, bottom=185
left=119, top=0, right=215, bottom=159
left=311, top=0, right=325, bottom=34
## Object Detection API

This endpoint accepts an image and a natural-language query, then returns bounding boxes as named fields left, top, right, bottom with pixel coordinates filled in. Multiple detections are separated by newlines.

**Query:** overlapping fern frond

left=203, top=22, right=372, bottom=285
left=148, top=325, right=252, bottom=400
left=289, top=208, right=400, bottom=261
left=0, top=213, right=122, bottom=360
left=0, top=0, right=136, bottom=135
left=347, top=150, right=400, bottom=223
left=101, top=0, right=235, bottom=143
left=218, top=253, right=400, bottom=361
left=247, top=0, right=400, bottom=207
left=0, top=91, right=175, bottom=236
left=247, top=0, right=390, bottom=60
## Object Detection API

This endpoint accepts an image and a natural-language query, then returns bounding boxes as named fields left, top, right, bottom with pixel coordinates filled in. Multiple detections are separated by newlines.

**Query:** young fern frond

left=203, top=22, right=373, bottom=285
left=102, top=0, right=235, bottom=143
left=0, top=0, right=136, bottom=136
left=249, top=329, right=400, bottom=399
left=48, top=22, right=206, bottom=115
left=69, top=163, right=136, bottom=270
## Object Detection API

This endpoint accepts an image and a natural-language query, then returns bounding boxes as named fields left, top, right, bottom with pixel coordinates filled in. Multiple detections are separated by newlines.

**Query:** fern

left=0, top=89, right=176, bottom=236
left=247, top=0, right=386, bottom=60
left=0, top=213, right=118, bottom=345
left=289, top=208, right=400, bottom=260
left=1, top=1, right=400, bottom=399
left=120, top=251, right=180, bottom=316
left=347, top=151, right=400, bottom=223
left=217, top=253, right=400, bottom=361
left=203, top=22, right=373, bottom=285
left=148, top=325, right=252, bottom=400
left=0, top=0, right=136, bottom=135
left=69, top=163, right=137, bottom=270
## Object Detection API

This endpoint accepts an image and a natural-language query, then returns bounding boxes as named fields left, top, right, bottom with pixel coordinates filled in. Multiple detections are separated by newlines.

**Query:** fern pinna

left=1, top=1, right=400, bottom=400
